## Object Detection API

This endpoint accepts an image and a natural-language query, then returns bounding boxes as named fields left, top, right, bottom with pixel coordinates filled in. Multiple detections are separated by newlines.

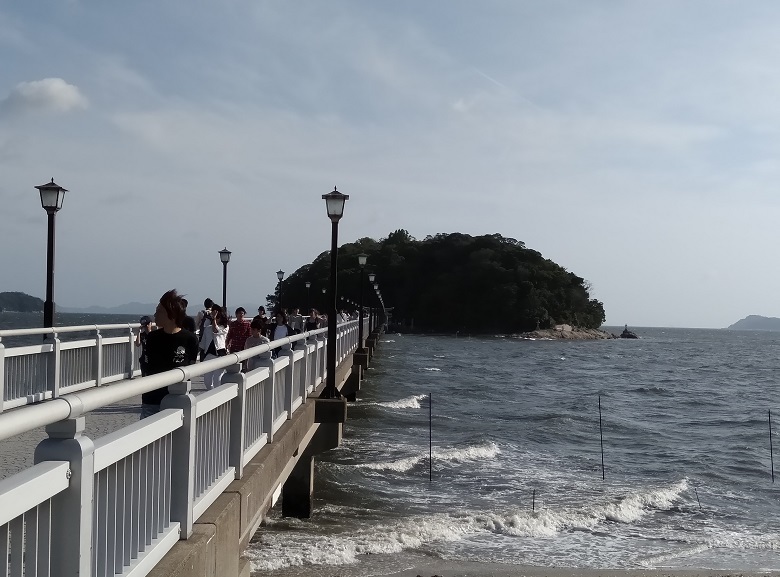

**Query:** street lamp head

left=373, top=283, right=379, bottom=290
left=219, top=247, right=231, bottom=264
left=368, top=273, right=376, bottom=283
left=305, top=281, right=311, bottom=288
left=358, top=253, right=368, bottom=267
left=322, top=288, right=326, bottom=294
left=322, top=186, right=349, bottom=222
left=277, top=269, right=285, bottom=281
left=35, top=178, right=67, bottom=214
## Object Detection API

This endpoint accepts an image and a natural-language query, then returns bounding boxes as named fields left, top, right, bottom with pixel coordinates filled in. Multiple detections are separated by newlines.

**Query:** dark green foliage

left=0, top=292, right=44, bottom=312
left=280, top=232, right=606, bottom=333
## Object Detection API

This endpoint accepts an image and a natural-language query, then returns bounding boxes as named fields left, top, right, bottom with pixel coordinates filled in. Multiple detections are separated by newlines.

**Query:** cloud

left=1, top=78, right=88, bottom=115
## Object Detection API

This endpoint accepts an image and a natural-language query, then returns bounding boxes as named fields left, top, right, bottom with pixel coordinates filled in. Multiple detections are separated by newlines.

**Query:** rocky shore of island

left=512, top=323, right=617, bottom=340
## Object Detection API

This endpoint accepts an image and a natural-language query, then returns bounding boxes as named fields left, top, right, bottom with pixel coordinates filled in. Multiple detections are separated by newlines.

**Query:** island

left=0, top=291, right=44, bottom=313
left=727, top=315, right=780, bottom=331
left=277, top=230, right=607, bottom=336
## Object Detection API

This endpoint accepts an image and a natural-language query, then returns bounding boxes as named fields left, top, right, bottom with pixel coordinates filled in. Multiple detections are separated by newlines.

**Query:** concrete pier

left=149, top=326, right=384, bottom=576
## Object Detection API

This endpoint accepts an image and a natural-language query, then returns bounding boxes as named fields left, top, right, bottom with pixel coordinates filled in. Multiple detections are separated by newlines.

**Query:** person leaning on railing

left=140, top=289, right=199, bottom=419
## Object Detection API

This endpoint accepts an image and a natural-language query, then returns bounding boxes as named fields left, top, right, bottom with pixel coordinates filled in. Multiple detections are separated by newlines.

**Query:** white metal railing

left=92, top=409, right=181, bottom=577
left=0, top=324, right=138, bottom=412
left=0, top=318, right=372, bottom=577
left=0, top=460, right=70, bottom=577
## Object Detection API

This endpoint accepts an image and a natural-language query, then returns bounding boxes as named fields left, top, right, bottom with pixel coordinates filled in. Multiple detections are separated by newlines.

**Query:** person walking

left=244, top=318, right=272, bottom=371
left=202, top=305, right=229, bottom=390
left=226, top=307, right=251, bottom=352
left=269, top=310, right=295, bottom=358
left=141, top=290, right=199, bottom=419
left=135, top=315, right=153, bottom=377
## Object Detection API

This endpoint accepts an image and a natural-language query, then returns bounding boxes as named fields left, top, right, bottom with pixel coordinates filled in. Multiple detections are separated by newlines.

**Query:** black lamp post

left=322, top=186, right=349, bottom=398
left=35, top=179, right=67, bottom=328
left=374, top=283, right=379, bottom=329
left=219, top=247, right=231, bottom=310
left=276, top=269, right=285, bottom=311
left=357, top=254, right=367, bottom=349
left=305, top=281, right=311, bottom=311
left=367, top=272, right=375, bottom=334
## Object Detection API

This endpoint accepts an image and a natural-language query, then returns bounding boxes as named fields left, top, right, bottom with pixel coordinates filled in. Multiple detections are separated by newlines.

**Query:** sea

left=246, top=326, right=780, bottom=575
left=2, top=314, right=779, bottom=573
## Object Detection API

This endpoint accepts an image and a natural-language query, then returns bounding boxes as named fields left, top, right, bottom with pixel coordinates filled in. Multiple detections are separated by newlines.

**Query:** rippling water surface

left=247, top=328, right=780, bottom=575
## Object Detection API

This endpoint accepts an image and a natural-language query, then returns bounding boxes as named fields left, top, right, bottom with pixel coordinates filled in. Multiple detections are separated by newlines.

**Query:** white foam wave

left=246, top=479, right=692, bottom=571
left=382, top=339, right=396, bottom=343
left=481, top=479, right=690, bottom=539
left=422, top=367, right=441, bottom=371
left=373, top=394, right=428, bottom=409
left=357, top=442, right=500, bottom=472
left=247, top=513, right=476, bottom=571
left=433, top=354, right=446, bottom=358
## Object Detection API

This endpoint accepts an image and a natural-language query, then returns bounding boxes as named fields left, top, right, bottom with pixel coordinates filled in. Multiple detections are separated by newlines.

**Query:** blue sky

left=2, top=1, right=780, bottom=328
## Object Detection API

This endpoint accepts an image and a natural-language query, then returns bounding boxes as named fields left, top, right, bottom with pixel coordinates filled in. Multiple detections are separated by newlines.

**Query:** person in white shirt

left=202, top=305, right=229, bottom=389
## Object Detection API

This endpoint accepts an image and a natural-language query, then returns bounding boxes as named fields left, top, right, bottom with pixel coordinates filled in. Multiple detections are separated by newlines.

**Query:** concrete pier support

left=282, top=456, right=314, bottom=518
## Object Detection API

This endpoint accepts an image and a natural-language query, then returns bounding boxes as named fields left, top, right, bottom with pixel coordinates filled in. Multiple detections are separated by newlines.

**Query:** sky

left=2, top=1, right=780, bottom=328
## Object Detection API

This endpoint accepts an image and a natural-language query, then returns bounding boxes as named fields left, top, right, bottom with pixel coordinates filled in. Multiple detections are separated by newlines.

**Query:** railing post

left=161, top=380, right=196, bottom=538
left=0, top=338, right=5, bottom=413
left=223, top=363, right=247, bottom=479
left=263, top=358, right=276, bottom=442
left=93, top=328, right=103, bottom=386
left=33, top=416, right=94, bottom=577
left=125, top=326, right=135, bottom=378
left=281, top=349, right=295, bottom=417
left=47, top=331, right=61, bottom=399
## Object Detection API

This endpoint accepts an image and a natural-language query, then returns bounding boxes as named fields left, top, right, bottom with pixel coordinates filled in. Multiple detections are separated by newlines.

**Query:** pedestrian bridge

left=0, top=318, right=382, bottom=577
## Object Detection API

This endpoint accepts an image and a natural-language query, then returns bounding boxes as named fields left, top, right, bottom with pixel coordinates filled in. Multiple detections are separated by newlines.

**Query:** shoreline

left=381, top=559, right=780, bottom=577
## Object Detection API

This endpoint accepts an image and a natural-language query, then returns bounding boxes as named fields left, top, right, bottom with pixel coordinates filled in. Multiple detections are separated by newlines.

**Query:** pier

left=0, top=317, right=385, bottom=577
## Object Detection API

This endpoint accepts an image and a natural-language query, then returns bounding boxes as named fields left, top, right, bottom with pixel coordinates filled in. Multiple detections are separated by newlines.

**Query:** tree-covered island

left=280, top=231, right=606, bottom=335
left=0, top=292, right=44, bottom=313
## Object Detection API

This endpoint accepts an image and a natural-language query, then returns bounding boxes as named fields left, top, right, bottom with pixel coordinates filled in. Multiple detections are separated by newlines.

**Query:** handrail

left=0, top=323, right=139, bottom=338
left=0, top=323, right=346, bottom=441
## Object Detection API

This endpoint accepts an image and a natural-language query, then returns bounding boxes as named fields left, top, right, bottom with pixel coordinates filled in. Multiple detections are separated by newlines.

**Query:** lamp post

left=35, top=179, right=67, bottom=328
left=219, top=247, right=231, bottom=310
left=276, top=269, right=285, bottom=311
left=322, top=186, right=349, bottom=398
left=357, top=254, right=367, bottom=350
left=305, top=281, right=311, bottom=310
left=367, top=272, right=375, bottom=334
left=374, top=283, right=380, bottom=329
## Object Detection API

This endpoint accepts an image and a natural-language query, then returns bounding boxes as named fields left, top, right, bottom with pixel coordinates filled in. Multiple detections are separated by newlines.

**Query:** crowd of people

left=135, top=289, right=359, bottom=418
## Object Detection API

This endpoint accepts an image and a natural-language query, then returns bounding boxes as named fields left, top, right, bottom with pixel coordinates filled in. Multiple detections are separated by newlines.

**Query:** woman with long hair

left=203, top=305, right=229, bottom=389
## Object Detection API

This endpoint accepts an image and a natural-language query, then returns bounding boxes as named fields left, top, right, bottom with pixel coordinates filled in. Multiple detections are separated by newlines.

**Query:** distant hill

left=59, top=302, right=156, bottom=315
left=0, top=291, right=43, bottom=312
left=727, top=315, right=780, bottom=331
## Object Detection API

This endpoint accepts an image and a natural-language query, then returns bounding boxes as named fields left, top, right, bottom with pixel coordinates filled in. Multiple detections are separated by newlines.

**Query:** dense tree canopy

left=279, top=231, right=605, bottom=333
left=0, top=292, right=44, bottom=312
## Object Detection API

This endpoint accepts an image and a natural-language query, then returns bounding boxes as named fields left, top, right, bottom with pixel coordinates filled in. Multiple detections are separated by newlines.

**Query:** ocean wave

left=357, top=442, right=501, bottom=473
left=478, top=479, right=690, bottom=538
left=247, top=513, right=475, bottom=571
left=369, top=394, right=428, bottom=409
left=247, top=478, right=691, bottom=571
left=382, top=339, right=396, bottom=343
left=422, top=367, right=442, bottom=371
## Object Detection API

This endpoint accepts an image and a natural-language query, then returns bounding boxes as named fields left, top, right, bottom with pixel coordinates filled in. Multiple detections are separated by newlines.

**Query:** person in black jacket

left=141, top=289, right=199, bottom=419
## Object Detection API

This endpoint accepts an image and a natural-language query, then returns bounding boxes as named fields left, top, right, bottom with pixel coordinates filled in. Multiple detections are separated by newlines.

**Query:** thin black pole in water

left=532, top=488, right=536, bottom=512
left=429, top=392, right=433, bottom=482
left=770, top=409, right=775, bottom=484
left=599, top=395, right=605, bottom=481
left=693, top=486, right=702, bottom=510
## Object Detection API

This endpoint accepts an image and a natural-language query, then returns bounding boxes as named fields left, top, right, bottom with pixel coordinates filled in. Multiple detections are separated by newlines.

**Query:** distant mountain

left=0, top=291, right=43, bottom=312
left=59, top=302, right=156, bottom=315
left=726, top=315, right=780, bottom=331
